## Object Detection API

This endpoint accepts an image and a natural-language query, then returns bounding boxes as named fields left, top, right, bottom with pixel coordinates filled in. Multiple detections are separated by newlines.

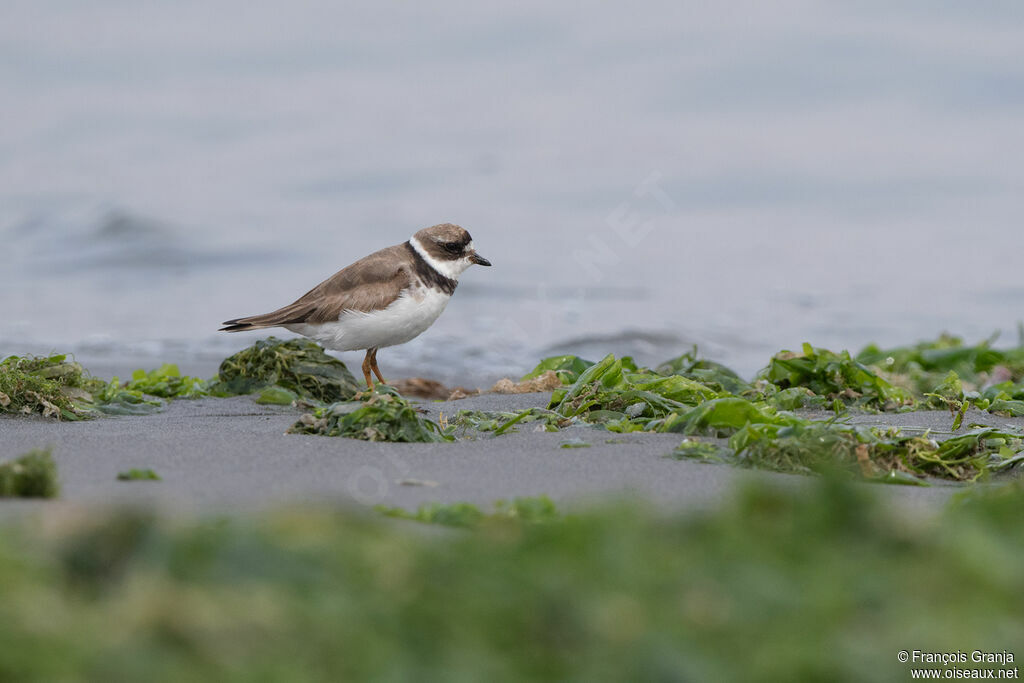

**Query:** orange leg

left=369, top=347, right=386, bottom=385
left=361, top=349, right=375, bottom=389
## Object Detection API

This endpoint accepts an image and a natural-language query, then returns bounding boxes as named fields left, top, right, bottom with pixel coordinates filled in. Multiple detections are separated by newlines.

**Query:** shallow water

left=3, top=2, right=1023, bottom=384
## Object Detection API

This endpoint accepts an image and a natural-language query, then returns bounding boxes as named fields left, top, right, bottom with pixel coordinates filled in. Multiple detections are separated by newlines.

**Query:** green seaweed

left=288, top=386, right=450, bottom=442
left=984, top=380, right=1024, bottom=400
left=760, top=343, right=914, bottom=411
left=549, top=354, right=719, bottom=427
left=989, top=399, right=1024, bottom=417
left=656, top=347, right=752, bottom=395
left=0, top=354, right=95, bottom=419
left=858, top=333, right=1024, bottom=395
left=123, top=364, right=208, bottom=399
left=512, top=342, right=1024, bottom=483
left=0, top=480, right=1023, bottom=680
left=0, top=449, right=59, bottom=498
left=858, top=333, right=1004, bottom=377
left=453, top=408, right=568, bottom=435
left=658, top=396, right=801, bottom=436
left=673, top=417, right=1024, bottom=483
left=0, top=354, right=192, bottom=418
left=921, top=371, right=970, bottom=430
left=376, top=496, right=559, bottom=528
left=766, top=386, right=826, bottom=411
left=521, top=355, right=597, bottom=384
left=924, top=370, right=964, bottom=408
left=967, top=380, right=1024, bottom=415
left=211, top=337, right=361, bottom=402
left=671, top=439, right=729, bottom=462
left=855, top=335, right=1024, bottom=421
left=90, top=378, right=164, bottom=415
left=378, top=501, right=484, bottom=528
left=254, top=386, right=299, bottom=406
left=116, top=468, right=161, bottom=481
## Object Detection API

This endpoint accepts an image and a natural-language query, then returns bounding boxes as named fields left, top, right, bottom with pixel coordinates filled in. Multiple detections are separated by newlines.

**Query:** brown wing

left=220, top=244, right=411, bottom=332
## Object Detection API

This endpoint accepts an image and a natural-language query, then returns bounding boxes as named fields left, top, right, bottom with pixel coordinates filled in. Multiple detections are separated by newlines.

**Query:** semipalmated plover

left=220, top=223, right=490, bottom=388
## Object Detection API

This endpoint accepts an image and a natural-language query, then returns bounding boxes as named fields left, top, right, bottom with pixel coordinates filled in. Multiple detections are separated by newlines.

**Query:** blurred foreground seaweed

left=376, top=496, right=559, bottom=528
left=0, top=448, right=58, bottom=498
left=0, top=478, right=1021, bottom=681
left=116, top=469, right=161, bottom=482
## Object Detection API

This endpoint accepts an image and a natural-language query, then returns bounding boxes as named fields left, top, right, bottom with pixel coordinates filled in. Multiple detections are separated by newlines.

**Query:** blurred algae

left=857, top=333, right=1024, bottom=396
left=376, top=495, right=560, bottom=528
left=0, top=479, right=1021, bottom=681
left=117, top=469, right=161, bottom=481
left=254, top=385, right=300, bottom=405
left=0, top=448, right=59, bottom=498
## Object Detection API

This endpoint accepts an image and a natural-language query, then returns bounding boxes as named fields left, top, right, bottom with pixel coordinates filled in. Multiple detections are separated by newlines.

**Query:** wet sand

left=4, top=389, right=1007, bottom=518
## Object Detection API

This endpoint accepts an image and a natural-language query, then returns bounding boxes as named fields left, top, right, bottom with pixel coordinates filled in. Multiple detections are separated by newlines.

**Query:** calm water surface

left=2, top=2, right=1023, bottom=384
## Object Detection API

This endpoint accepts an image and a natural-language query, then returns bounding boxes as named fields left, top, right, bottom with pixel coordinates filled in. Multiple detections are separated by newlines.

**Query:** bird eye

left=441, top=242, right=462, bottom=253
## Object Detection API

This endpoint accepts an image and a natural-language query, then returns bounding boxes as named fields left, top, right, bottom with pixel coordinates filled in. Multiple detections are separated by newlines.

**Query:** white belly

left=286, top=287, right=451, bottom=352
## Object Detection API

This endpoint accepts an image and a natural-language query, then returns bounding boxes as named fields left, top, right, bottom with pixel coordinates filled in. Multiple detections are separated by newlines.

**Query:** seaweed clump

left=121, top=364, right=208, bottom=399
left=0, top=448, right=59, bottom=498
left=656, top=347, right=752, bottom=395
left=856, top=335, right=1024, bottom=418
left=211, top=337, right=361, bottom=403
left=288, top=386, right=451, bottom=442
left=760, top=343, right=914, bottom=411
left=89, top=364, right=208, bottom=416
left=675, top=419, right=1022, bottom=483
left=520, top=355, right=598, bottom=385
left=858, top=333, right=1024, bottom=385
left=858, top=333, right=1024, bottom=396
left=0, top=354, right=93, bottom=419
left=504, top=345, right=1024, bottom=483
left=0, top=353, right=174, bottom=418
left=453, top=407, right=568, bottom=435
left=549, top=354, right=720, bottom=431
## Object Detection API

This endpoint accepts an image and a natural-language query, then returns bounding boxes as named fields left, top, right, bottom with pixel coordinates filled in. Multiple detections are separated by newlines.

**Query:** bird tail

left=219, top=317, right=276, bottom=333
left=219, top=302, right=314, bottom=332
